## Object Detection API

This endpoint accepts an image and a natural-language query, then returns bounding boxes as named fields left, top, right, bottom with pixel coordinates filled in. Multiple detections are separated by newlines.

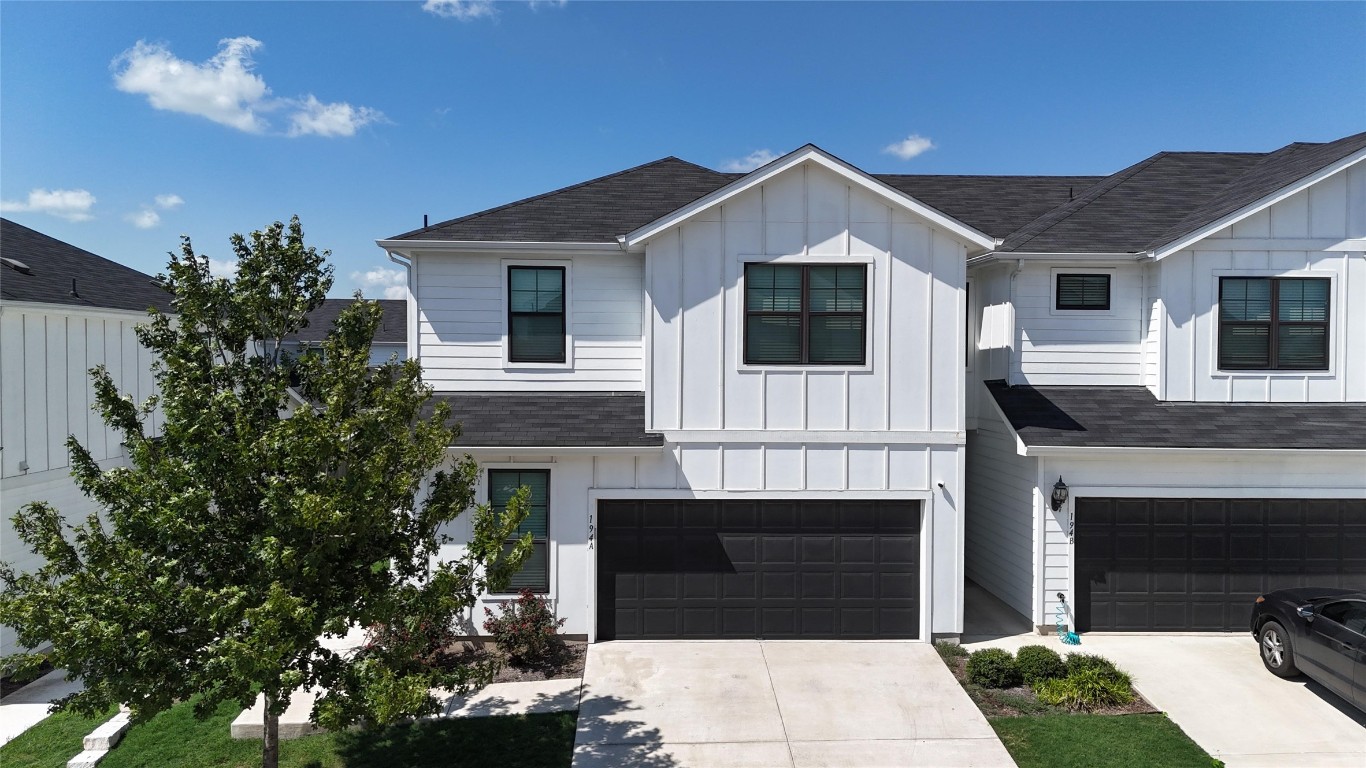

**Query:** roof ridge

left=1000, top=152, right=1172, bottom=251
left=391, top=156, right=710, bottom=240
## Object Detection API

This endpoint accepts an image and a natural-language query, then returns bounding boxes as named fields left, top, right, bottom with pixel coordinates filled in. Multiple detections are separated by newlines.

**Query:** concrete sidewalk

left=0, top=669, right=84, bottom=746
left=573, top=640, right=1016, bottom=768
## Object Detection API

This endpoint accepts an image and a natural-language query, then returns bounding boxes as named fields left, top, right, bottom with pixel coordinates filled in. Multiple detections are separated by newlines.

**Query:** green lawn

left=991, top=713, right=1220, bottom=768
left=2, top=698, right=576, bottom=768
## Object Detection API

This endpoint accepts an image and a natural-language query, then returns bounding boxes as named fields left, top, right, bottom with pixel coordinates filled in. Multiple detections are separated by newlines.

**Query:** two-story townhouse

left=966, top=132, right=1366, bottom=634
left=377, top=146, right=1072, bottom=642
left=0, top=218, right=172, bottom=655
left=277, top=298, right=408, bottom=367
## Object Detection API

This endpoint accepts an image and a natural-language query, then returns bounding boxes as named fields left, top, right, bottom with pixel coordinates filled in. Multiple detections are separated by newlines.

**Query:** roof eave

left=967, top=251, right=1151, bottom=268
left=1149, top=147, right=1366, bottom=260
left=622, top=145, right=996, bottom=251
left=376, top=239, right=623, bottom=256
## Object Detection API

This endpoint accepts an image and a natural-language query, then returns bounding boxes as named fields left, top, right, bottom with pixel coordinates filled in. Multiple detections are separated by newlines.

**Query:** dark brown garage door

left=595, top=499, right=920, bottom=640
left=1076, top=497, right=1366, bottom=632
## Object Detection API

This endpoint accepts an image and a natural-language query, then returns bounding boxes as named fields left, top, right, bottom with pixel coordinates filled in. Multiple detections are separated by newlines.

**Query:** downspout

left=384, top=249, right=416, bottom=363
left=1008, top=259, right=1024, bottom=385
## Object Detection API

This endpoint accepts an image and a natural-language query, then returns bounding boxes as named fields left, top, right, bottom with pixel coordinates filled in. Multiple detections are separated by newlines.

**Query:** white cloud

left=529, top=0, right=568, bottom=9
left=287, top=95, right=385, bottom=138
left=352, top=267, right=407, bottom=300
left=0, top=188, right=97, bottom=221
left=423, top=0, right=498, bottom=21
left=112, top=37, right=384, bottom=138
left=113, top=37, right=272, bottom=133
left=720, top=149, right=779, bottom=173
left=126, top=209, right=161, bottom=229
left=882, top=134, right=936, bottom=161
left=155, top=193, right=184, bottom=209
left=207, top=258, right=239, bottom=278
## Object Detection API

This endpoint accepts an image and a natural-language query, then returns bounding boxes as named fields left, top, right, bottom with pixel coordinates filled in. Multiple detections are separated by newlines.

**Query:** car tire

left=1259, top=620, right=1299, bottom=678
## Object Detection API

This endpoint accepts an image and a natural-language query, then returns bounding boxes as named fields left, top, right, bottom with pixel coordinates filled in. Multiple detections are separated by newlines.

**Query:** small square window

left=1055, top=274, right=1111, bottom=311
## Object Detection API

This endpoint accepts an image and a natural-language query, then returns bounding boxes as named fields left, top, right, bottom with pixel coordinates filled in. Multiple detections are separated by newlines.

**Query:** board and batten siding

left=1160, top=161, right=1366, bottom=402
left=415, top=251, right=644, bottom=391
left=964, top=405, right=1038, bottom=622
left=643, top=161, right=967, bottom=435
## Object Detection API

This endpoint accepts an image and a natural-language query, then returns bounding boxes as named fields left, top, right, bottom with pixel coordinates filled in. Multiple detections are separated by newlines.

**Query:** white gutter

left=967, top=251, right=1147, bottom=268
left=449, top=445, right=665, bottom=456
left=376, top=239, right=621, bottom=255
left=1022, top=445, right=1366, bottom=458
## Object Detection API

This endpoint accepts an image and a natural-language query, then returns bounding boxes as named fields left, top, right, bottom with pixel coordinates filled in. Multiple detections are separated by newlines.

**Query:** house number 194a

left=587, top=513, right=595, bottom=550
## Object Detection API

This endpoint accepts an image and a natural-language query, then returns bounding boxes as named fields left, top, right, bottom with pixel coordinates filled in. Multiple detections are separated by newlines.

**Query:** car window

left=1318, top=601, right=1366, bottom=634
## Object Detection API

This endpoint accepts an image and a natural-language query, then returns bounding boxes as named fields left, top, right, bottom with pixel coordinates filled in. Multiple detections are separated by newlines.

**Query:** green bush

left=965, top=647, right=1022, bottom=688
left=1032, top=667, right=1135, bottom=710
left=934, top=640, right=969, bottom=661
left=483, top=588, right=566, bottom=665
left=1064, top=652, right=1120, bottom=677
left=1015, top=645, right=1066, bottom=685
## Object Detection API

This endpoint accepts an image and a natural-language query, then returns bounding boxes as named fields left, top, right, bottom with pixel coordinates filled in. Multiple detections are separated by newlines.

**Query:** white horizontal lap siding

left=1143, top=263, right=1161, bottom=394
left=964, top=408, right=1038, bottom=621
left=1162, top=164, right=1366, bottom=402
left=415, top=252, right=644, bottom=391
left=646, top=161, right=966, bottom=437
left=1011, top=263, right=1144, bottom=386
left=1037, top=450, right=1366, bottom=624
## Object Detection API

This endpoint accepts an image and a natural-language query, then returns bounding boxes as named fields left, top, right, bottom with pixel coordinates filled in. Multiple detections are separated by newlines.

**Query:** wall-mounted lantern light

left=1050, top=476, right=1069, bottom=511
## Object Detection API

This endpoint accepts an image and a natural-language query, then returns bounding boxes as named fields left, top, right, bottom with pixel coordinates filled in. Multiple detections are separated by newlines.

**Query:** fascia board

left=375, top=239, right=620, bottom=256
left=1151, top=149, right=1366, bottom=260
left=623, top=146, right=996, bottom=250
left=1023, top=445, right=1366, bottom=458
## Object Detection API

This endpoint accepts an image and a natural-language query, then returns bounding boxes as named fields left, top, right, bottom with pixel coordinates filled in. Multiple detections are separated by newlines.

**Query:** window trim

left=741, top=262, right=869, bottom=367
left=1216, top=275, right=1331, bottom=372
left=501, top=260, right=573, bottom=370
left=486, top=467, right=551, bottom=595
left=1055, top=273, right=1112, bottom=311
left=1049, top=268, right=1117, bottom=316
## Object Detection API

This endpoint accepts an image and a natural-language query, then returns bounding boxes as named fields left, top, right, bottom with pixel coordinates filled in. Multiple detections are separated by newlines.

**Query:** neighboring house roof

left=423, top=392, right=663, bottom=448
left=986, top=381, right=1366, bottom=451
left=1, top=217, right=174, bottom=313
left=284, top=298, right=407, bottom=344
left=387, top=130, right=1364, bottom=256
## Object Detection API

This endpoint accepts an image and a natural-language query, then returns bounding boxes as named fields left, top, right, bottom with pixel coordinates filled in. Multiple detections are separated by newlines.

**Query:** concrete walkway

left=962, top=631, right=1366, bottom=768
left=573, top=641, right=1015, bottom=768
left=0, top=669, right=84, bottom=746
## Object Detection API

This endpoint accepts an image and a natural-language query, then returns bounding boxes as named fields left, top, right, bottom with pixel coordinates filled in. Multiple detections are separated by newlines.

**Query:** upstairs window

left=744, top=264, right=867, bottom=365
left=1218, top=277, right=1329, bottom=371
left=489, top=469, right=550, bottom=593
left=1055, top=273, right=1111, bottom=310
left=508, top=266, right=565, bottom=363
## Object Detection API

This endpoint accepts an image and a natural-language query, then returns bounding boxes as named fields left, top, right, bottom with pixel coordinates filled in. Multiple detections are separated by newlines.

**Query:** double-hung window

left=488, top=469, right=550, bottom=593
left=508, top=266, right=565, bottom=363
left=1218, top=277, right=1329, bottom=371
left=744, top=264, right=867, bottom=365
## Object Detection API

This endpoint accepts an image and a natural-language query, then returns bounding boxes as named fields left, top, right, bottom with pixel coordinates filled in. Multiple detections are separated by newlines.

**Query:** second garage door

left=595, top=499, right=920, bottom=640
left=1076, top=497, right=1366, bottom=632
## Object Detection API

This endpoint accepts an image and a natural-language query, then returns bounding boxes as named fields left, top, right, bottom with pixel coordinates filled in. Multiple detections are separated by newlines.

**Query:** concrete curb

left=65, top=710, right=131, bottom=768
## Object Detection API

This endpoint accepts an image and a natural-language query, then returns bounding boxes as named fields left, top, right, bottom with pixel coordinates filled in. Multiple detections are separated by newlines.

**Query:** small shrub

left=1065, top=652, right=1119, bottom=677
left=934, top=640, right=969, bottom=661
left=1032, top=667, right=1135, bottom=710
left=483, top=588, right=566, bottom=665
left=1015, top=645, right=1066, bottom=685
left=965, top=647, right=1022, bottom=688
left=364, top=616, right=458, bottom=668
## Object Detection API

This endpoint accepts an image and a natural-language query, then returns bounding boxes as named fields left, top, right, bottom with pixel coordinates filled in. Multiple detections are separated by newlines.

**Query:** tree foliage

left=0, top=217, right=530, bottom=767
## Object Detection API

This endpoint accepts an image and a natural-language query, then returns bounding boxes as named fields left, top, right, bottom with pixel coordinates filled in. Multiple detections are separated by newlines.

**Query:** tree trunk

left=262, top=691, right=280, bottom=768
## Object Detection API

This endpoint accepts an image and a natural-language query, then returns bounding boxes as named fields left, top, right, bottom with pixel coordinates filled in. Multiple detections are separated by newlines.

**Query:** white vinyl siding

left=964, top=406, right=1038, bottom=620
left=1010, top=263, right=1145, bottom=386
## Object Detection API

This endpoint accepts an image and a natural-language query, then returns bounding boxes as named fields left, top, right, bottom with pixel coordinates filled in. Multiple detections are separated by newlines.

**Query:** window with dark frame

left=488, top=469, right=550, bottom=593
left=744, top=263, right=867, bottom=365
left=508, top=266, right=565, bottom=363
left=1218, top=277, right=1329, bottom=371
left=1055, top=273, right=1111, bottom=311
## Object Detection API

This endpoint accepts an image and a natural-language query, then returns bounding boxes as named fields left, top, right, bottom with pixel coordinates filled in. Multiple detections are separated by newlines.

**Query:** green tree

left=0, top=217, right=531, bottom=768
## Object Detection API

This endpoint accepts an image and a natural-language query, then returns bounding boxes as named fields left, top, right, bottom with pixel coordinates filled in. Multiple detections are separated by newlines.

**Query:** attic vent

left=1, top=257, right=33, bottom=275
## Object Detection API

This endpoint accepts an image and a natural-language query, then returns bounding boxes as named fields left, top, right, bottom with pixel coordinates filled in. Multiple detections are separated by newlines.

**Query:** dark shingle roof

left=285, top=298, right=406, bottom=344
left=881, top=176, right=1104, bottom=241
left=1, top=218, right=174, bottom=313
left=1146, top=131, right=1366, bottom=251
left=425, top=392, right=662, bottom=448
left=987, top=381, right=1366, bottom=450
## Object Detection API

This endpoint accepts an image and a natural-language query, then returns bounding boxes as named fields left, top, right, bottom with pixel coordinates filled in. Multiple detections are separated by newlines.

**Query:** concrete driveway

left=572, top=640, right=1015, bottom=768
left=963, top=632, right=1366, bottom=768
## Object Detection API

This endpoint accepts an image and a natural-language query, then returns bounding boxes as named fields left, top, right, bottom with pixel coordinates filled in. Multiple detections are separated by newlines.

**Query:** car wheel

left=1259, top=620, right=1299, bottom=678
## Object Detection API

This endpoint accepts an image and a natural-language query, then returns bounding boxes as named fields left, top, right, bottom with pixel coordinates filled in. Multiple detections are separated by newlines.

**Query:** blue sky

left=3, top=1, right=1363, bottom=298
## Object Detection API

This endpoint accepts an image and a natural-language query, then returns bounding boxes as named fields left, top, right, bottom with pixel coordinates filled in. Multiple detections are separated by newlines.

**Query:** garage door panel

left=597, top=499, right=920, bottom=640
left=1079, top=497, right=1364, bottom=632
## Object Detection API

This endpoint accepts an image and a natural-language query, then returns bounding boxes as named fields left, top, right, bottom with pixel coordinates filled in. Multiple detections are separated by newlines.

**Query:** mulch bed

left=440, top=640, right=586, bottom=685
left=0, top=659, right=55, bottom=698
left=943, top=655, right=1158, bottom=717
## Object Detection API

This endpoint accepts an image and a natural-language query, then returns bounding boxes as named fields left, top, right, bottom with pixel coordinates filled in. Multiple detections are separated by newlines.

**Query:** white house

left=0, top=218, right=172, bottom=655
left=380, top=132, right=1366, bottom=643
left=278, top=298, right=407, bottom=367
